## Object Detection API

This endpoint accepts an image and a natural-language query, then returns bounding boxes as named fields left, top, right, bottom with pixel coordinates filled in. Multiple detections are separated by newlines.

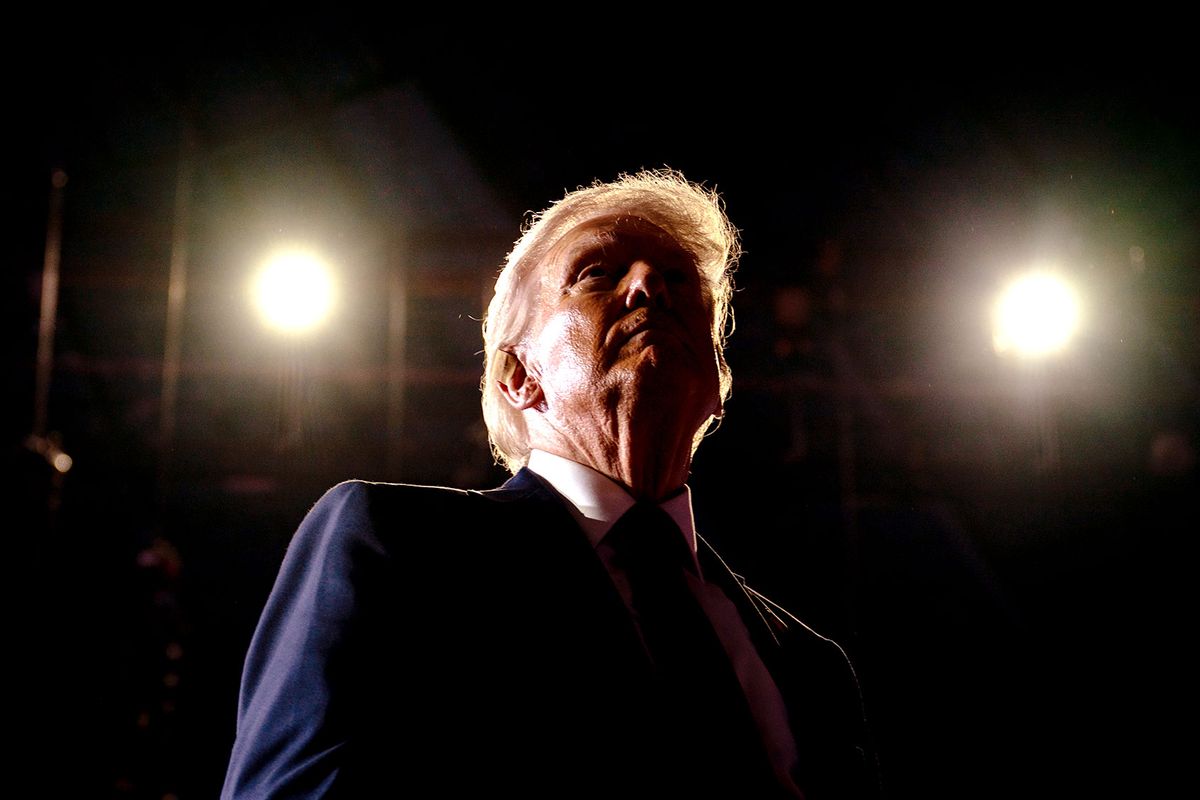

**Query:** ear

left=496, top=350, right=543, bottom=411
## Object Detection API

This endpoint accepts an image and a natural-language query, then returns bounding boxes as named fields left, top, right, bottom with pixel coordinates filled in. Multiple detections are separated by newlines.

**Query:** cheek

left=529, top=309, right=602, bottom=393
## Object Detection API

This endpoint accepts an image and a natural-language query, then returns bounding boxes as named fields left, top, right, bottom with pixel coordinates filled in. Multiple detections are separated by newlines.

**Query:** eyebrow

left=556, top=236, right=612, bottom=282
left=554, top=224, right=698, bottom=286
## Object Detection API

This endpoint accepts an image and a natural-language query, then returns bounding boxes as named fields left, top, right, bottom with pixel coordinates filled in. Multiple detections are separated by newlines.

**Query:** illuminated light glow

left=252, top=249, right=336, bottom=333
left=992, top=272, right=1081, bottom=357
left=52, top=452, right=73, bottom=473
left=27, top=434, right=73, bottom=473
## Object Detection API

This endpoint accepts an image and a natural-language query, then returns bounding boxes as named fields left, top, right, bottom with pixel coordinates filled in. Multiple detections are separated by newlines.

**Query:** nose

left=623, top=260, right=671, bottom=310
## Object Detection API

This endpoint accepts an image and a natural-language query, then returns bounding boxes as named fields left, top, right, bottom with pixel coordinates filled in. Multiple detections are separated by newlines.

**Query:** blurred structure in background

left=10, top=29, right=1196, bottom=800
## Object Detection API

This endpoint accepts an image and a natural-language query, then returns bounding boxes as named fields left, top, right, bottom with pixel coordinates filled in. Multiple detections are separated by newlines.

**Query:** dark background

left=9, top=22, right=1196, bottom=799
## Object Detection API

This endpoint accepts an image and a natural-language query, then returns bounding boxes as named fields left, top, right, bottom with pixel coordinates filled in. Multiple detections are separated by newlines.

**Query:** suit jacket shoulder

left=221, top=472, right=608, bottom=798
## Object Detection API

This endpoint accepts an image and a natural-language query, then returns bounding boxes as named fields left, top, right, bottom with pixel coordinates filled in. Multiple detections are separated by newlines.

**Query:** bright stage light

left=252, top=249, right=336, bottom=333
left=992, top=272, right=1080, bottom=357
left=24, top=433, right=73, bottom=473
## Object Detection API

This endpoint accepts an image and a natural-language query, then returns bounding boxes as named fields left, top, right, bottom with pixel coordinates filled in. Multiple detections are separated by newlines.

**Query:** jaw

left=527, top=355, right=718, bottom=501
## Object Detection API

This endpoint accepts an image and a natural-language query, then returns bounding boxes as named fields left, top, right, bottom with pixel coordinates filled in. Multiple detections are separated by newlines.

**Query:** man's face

left=517, top=213, right=721, bottom=431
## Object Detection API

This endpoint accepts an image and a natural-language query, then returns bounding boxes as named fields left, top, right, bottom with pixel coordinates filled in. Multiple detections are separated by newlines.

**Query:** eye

left=577, top=263, right=617, bottom=284
left=663, top=266, right=688, bottom=285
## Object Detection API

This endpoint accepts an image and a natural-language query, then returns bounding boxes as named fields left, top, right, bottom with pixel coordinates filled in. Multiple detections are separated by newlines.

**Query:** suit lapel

left=480, top=467, right=652, bottom=676
left=697, top=535, right=790, bottom=648
left=696, top=534, right=831, bottom=744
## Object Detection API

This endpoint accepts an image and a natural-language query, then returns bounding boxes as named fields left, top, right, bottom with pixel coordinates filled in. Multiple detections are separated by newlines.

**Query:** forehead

left=538, top=213, right=693, bottom=276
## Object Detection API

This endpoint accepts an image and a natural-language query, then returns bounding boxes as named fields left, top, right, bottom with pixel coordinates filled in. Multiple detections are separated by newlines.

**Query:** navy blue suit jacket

left=221, top=469, right=877, bottom=798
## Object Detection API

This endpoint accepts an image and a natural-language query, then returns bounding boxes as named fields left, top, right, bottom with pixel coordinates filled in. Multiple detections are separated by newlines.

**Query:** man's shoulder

left=700, top=538, right=857, bottom=672
left=742, top=580, right=859, bottom=670
left=316, top=477, right=476, bottom=510
left=311, top=468, right=554, bottom=516
left=293, top=469, right=566, bottom=550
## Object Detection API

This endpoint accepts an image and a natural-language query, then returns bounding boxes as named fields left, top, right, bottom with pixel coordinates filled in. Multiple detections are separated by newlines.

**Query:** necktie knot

left=604, top=501, right=693, bottom=577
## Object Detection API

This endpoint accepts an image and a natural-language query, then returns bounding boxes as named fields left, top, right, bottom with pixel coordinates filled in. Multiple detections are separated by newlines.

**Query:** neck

left=527, top=399, right=699, bottom=502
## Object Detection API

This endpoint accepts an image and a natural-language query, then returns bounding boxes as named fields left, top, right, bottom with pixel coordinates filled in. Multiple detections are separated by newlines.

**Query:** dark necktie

left=605, top=502, right=785, bottom=796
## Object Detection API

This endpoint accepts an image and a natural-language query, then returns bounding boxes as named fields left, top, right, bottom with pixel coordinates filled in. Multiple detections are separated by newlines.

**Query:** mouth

left=615, top=308, right=663, bottom=338
left=611, top=309, right=687, bottom=351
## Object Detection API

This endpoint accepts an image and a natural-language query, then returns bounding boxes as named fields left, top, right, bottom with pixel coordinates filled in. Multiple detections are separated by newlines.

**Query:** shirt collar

left=526, top=449, right=698, bottom=556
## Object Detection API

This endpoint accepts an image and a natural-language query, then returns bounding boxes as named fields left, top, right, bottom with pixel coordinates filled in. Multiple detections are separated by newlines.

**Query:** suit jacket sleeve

left=221, top=481, right=393, bottom=799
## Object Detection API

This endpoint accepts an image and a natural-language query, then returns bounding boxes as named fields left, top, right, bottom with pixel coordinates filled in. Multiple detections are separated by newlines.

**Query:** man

left=222, top=170, right=878, bottom=798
